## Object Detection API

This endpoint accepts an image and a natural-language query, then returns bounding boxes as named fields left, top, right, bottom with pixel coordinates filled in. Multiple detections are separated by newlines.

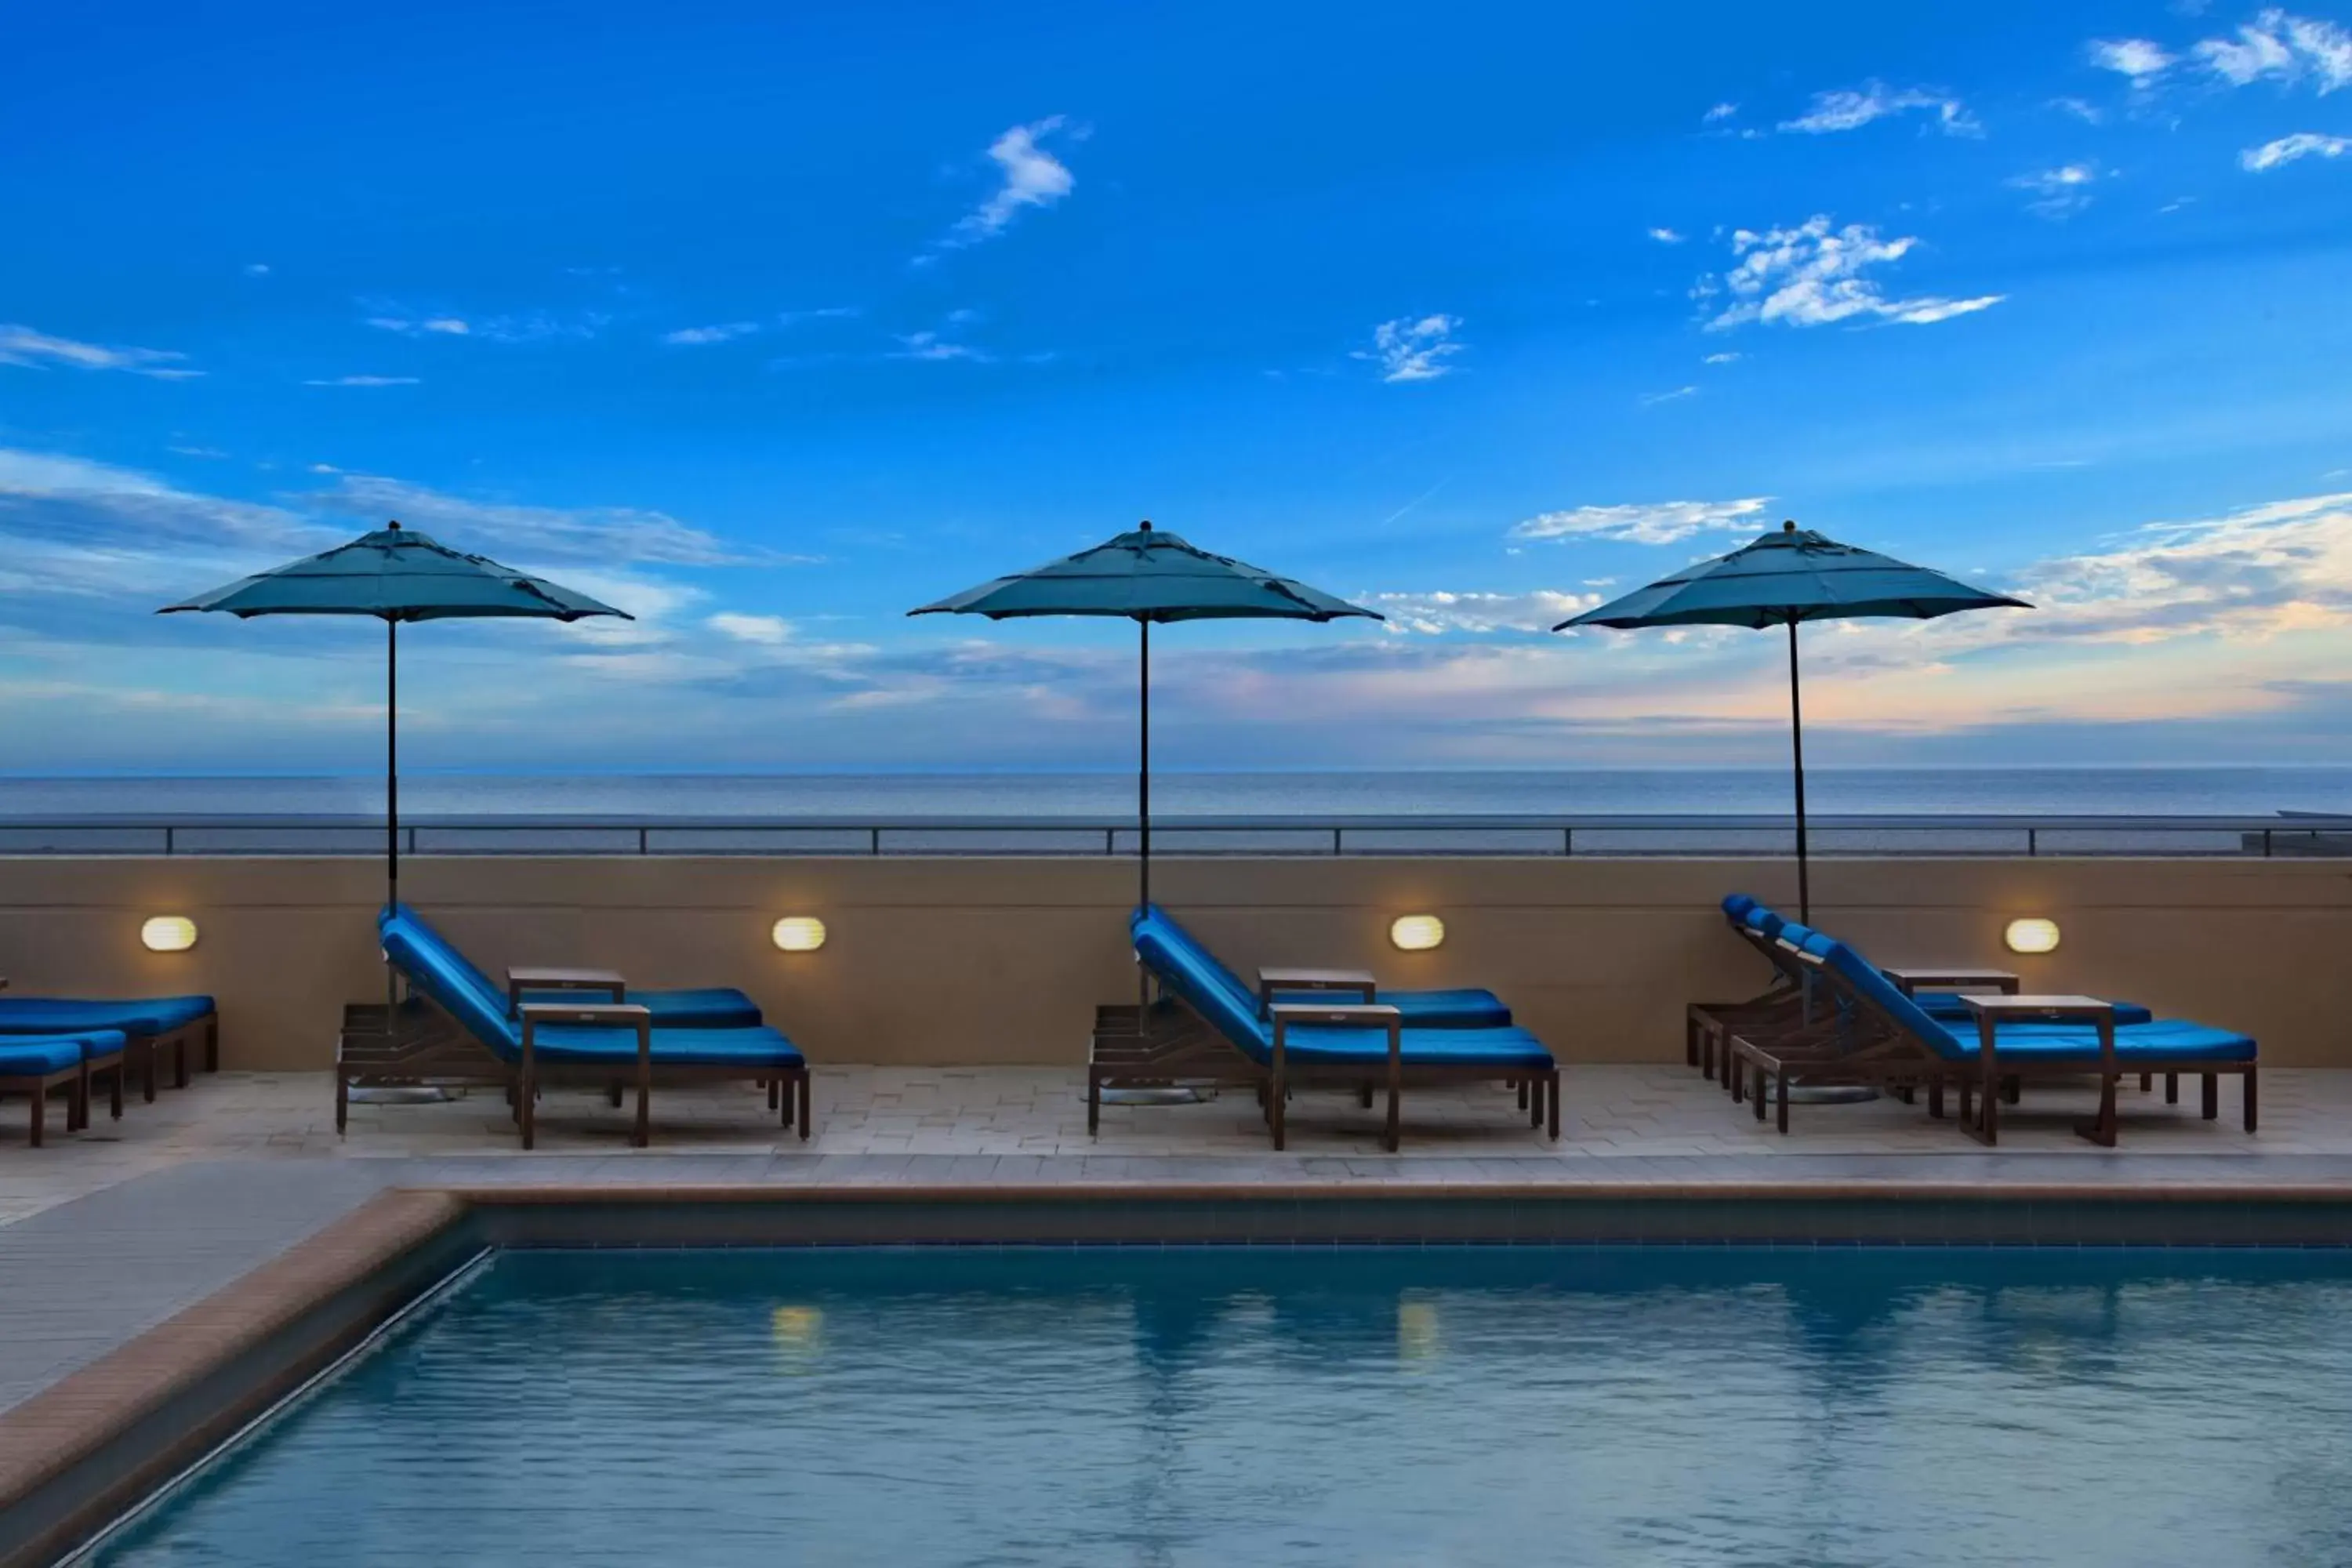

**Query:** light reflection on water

left=91, top=1247, right=2352, bottom=1568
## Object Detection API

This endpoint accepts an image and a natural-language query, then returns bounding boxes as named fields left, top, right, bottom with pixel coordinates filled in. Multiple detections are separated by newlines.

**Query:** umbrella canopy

left=163, top=522, right=626, bottom=622
left=1558, top=521, right=2027, bottom=920
left=911, top=525, right=1374, bottom=623
left=162, top=522, right=630, bottom=916
left=912, top=524, right=1380, bottom=911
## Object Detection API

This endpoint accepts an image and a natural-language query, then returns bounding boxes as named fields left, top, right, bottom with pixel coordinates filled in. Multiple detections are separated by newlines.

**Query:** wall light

left=771, top=916, right=827, bottom=953
left=1389, top=914, right=1446, bottom=953
left=2003, top=917, right=2060, bottom=956
left=141, top=915, right=199, bottom=953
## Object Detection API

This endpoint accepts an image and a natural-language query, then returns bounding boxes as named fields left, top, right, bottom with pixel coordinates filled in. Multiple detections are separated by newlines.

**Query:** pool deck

left=0, top=1063, right=2340, bottom=1422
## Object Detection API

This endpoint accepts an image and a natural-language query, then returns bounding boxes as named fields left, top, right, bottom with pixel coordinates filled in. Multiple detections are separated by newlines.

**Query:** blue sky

left=3, top=0, right=2350, bottom=775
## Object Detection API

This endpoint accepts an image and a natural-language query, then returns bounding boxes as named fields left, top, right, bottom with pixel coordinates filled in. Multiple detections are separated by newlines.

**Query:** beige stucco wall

left=0, top=855, right=2343, bottom=1069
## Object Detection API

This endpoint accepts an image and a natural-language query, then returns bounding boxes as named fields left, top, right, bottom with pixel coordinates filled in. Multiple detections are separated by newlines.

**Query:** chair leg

left=1547, top=1070, right=1560, bottom=1141
left=608, top=1082, right=623, bottom=1108
left=2165, top=1073, right=2179, bottom=1105
left=336, top=1073, right=349, bottom=1135
left=1515, top=1080, right=1528, bottom=1110
left=140, top=1040, right=157, bottom=1105
left=2245, top=1068, right=2259, bottom=1133
left=519, top=1071, right=535, bottom=1149
left=1086, top=1070, right=1100, bottom=1135
left=29, top=1085, right=44, bottom=1148
left=1774, top=1070, right=1790, bottom=1134
left=2140, top=1072, right=2153, bottom=1094
left=2074, top=1072, right=2119, bottom=1147
left=173, top=1036, right=190, bottom=1091
left=107, top=1062, right=123, bottom=1120
left=2201, top=1073, right=2219, bottom=1121
left=1384, top=1069, right=1401, bottom=1154
left=205, top=1018, right=220, bottom=1073
left=797, top=1073, right=811, bottom=1141
left=1269, top=1074, right=1287, bottom=1150
left=1927, top=1078, right=1945, bottom=1120
left=1364, top=1083, right=1377, bottom=1109
left=633, top=1062, right=652, bottom=1149
left=69, top=1067, right=87, bottom=1132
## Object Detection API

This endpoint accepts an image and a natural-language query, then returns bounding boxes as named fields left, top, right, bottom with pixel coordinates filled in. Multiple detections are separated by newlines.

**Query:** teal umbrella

left=1557, top=521, right=2027, bottom=920
left=162, top=521, right=629, bottom=914
left=912, top=524, right=1379, bottom=909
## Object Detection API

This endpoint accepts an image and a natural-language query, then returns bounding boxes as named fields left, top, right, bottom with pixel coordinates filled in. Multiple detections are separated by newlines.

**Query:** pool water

left=90, top=1247, right=2352, bottom=1567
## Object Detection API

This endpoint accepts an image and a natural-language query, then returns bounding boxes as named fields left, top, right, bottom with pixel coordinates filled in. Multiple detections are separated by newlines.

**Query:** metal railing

left=0, top=812, right=2345, bottom=858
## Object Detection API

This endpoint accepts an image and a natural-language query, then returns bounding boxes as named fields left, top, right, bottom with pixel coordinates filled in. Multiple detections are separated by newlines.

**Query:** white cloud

left=1702, top=351, right=1742, bottom=365
left=1367, top=590, right=1605, bottom=636
left=302, top=375, right=420, bottom=387
left=241, top=263, right=271, bottom=277
left=942, top=116, right=1077, bottom=249
left=1778, top=82, right=1979, bottom=136
left=777, top=307, right=861, bottom=325
left=1700, top=216, right=2005, bottom=332
left=707, top=612, right=793, bottom=644
left=662, top=321, right=760, bottom=346
left=2086, top=38, right=2176, bottom=85
left=2196, top=9, right=2351, bottom=89
left=320, top=474, right=762, bottom=566
left=1509, top=497, right=1773, bottom=546
left=1647, top=227, right=1685, bottom=244
left=2052, top=95, right=2107, bottom=123
left=2241, top=131, right=2351, bottom=169
left=167, top=444, right=228, bottom=459
left=1639, top=385, right=1697, bottom=406
left=365, top=315, right=470, bottom=336
left=890, top=330, right=989, bottom=362
left=1354, top=315, right=1464, bottom=383
left=1703, top=102, right=1739, bottom=122
left=0, top=325, right=198, bottom=379
left=364, top=307, right=603, bottom=343
left=2010, top=162, right=2105, bottom=217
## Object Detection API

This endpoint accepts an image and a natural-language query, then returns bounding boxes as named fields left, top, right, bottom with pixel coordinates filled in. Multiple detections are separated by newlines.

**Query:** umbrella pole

left=1137, top=619, right=1151, bottom=1009
left=1787, top=616, right=1809, bottom=924
left=385, top=615, right=399, bottom=1018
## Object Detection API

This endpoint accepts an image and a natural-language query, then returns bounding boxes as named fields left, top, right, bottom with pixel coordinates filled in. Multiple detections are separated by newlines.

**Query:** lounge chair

left=0, top=995, right=217, bottom=1102
left=1688, top=895, right=2152, bottom=1081
left=1100, top=906, right=1557, bottom=1150
left=372, top=908, right=810, bottom=1147
left=0, top=1030, right=126, bottom=1146
left=1728, top=929, right=2255, bottom=1145
left=384, top=903, right=763, bottom=1026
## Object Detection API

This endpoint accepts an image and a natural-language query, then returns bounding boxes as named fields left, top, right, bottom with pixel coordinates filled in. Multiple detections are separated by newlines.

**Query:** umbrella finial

left=387, top=519, right=402, bottom=532
left=1782, top=519, right=1796, bottom=532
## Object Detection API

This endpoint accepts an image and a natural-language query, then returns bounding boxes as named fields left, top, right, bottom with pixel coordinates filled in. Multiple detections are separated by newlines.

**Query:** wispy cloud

left=1354, top=315, right=1464, bottom=383
left=776, top=307, right=862, bottom=325
left=241, top=263, right=271, bottom=277
left=2086, top=38, right=2176, bottom=85
left=1367, top=590, right=1604, bottom=635
left=1647, top=227, right=1685, bottom=244
left=2241, top=130, right=2350, bottom=169
left=1698, top=216, right=2005, bottom=332
left=2051, top=95, right=2107, bottom=123
left=319, top=474, right=770, bottom=566
left=935, top=116, right=1079, bottom=252
left=1510, top=497, right=1773, bottom=546
left=0, top=325, right=199, bottom=379
left=707, top=612, right=793, bottom=644
left=2195, top=9, right=2352, bottom=90
left=302, top=375, right=420, bottom=387
left=661, top=321, right=760, bottom=346
left=1778, top=82, right=1979, bottom=136
left=1702, top=351, right=1743, bottom=365
left=2010, top=162, right=2105, bottom=217
left=1639, top=385, right=1698, bottom=406
left=1703, top=102, right=1739, bottom=122
left=365, top=315, right=471, bottom=336
left=890, top=330, right=990, bottom=362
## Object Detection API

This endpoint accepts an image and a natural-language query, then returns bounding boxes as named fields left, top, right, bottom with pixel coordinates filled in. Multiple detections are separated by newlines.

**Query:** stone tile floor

left=0, top=1063, right=2307, bottom=1229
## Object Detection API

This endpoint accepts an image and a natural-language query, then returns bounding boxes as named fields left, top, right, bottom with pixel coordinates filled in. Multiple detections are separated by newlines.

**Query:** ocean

left=0, top=768, right=2345, bottom=819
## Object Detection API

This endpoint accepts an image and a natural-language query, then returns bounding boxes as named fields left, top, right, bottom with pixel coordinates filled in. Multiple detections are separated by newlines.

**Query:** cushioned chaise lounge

left=1109, top=907, right=1557, bottom=1150
left=1688, top=895, right=2154, bottom=1082
left=385, top=904, right=764, bottom=1026
left=0, top=995, right=218, bottom=1102
left=376, top=909, right=809, bottom=1148
left=0, top=1030, right=127, bottom=1146
left=1728, top=929, right=2255, bottom=1145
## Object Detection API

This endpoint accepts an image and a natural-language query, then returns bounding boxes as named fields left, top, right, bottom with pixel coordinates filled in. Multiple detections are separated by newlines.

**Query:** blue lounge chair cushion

left=514, top=985, right=762, bottom=1029
left=0, top=1032, right=123, bottom=1076
left=1134, top=903, right=1512, bottom=1029
left=1915, top=991, right=2154, bottom=1028
left=524, top=1022, right=805, bottom=1068
left=0, top=996, right=214, bottom=1038
left=1801, top=934, right=2253, bottom=1065
left=1722, top=893, right=1759, bottom=920
left=386, top=903, right=764, bottom=1029
left=1130, top=909, right=1551, bottom=1070
left=381, top=910, right=804, bottom=1069
left=1274, top=1022, right=1555, bottom=1069
left=1265, top=986, right=1512, bottom=1029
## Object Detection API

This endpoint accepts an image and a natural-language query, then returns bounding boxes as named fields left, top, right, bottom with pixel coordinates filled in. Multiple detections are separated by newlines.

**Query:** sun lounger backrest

left=1722, top=894, right=1759, bottom=921
left=379, top=911, right=522, bottom=1059
left=386, top=903, right=506, bottom=1006
left=1131, top=909, right=1273, bottom=1062
left=1744, top=907, right=1784, bottom=938
left=1803, top=935, right=1969, bottom=1063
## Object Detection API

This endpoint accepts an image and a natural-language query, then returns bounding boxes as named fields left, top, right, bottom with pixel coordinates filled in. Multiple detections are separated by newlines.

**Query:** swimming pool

left=84, top=1247, right=2352, bottom=1566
